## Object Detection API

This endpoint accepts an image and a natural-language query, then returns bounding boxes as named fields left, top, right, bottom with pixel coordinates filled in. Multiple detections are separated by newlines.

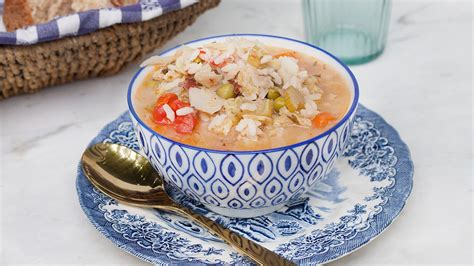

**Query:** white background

left=0, top=0, right=472, bottom=264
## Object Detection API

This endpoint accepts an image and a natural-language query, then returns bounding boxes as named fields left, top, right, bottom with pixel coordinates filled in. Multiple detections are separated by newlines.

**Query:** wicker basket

left=0, top=0, right=220, bottom=100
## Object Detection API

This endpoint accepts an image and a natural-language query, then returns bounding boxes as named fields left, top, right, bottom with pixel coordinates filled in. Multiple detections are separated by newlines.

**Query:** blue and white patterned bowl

left=127, top=34, right=359, bottom=217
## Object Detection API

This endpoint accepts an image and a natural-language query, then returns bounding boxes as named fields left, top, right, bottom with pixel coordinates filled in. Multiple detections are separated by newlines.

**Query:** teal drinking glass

left=303, top=0, right=391, bottom=65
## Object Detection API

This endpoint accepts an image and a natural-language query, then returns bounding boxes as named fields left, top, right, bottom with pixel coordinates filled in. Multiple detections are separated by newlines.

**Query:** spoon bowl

left=82, top=143, right=174, bottom=207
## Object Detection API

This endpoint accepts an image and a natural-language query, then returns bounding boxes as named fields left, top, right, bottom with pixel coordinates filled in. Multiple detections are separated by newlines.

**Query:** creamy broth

left=134, top=41, right=351, bottom=151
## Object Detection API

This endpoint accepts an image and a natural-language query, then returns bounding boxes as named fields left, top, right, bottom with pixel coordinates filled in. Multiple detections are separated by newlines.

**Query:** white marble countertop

left=1, top=0, right=472, bottom=264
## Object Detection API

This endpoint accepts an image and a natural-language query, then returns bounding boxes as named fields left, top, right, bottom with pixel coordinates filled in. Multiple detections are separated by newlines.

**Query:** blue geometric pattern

left=288, top=172, right=304, bottom=193
left=150, top=135, right=167, bottom=165
left=300, top=143, right=320, bottom=173
left=250, top=197, right=267, bottom=208
left=322, top=131, right=338, bottom=162
left=76, top=105, right=414, bottom=265
left=220, top=155, right=245, bottom=186
left=276, top=149, right=299, bottom=180
left=248, top=154, right=274, bottom=184
left=307, top=164, right=324, bottom=186
left=187, top=175, right=206, bottom=196
left=165, top=166, right=183, bottom=189
left=263, top=177, right=284, bottom=200
left=129, top=109, right=351, bottom=211
left=193, top=152, right=217, bottom=182
left=210, top=179, right=229, bottom=200
left=237, top=182, right=257, bottom=202
left=169, top=144, right=190, bottom=176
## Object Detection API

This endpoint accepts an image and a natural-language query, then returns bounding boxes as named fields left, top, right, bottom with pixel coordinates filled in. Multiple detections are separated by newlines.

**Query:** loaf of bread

left=3, top=0, right=138, bottom=31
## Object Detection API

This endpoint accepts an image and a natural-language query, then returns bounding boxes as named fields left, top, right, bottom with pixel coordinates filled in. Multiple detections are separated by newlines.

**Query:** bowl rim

left=127, top=33, right=359, bottom=154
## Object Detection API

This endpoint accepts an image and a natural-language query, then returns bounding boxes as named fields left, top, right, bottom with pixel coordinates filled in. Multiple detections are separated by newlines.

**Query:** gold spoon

left=81, top=143, right=295, bottom=266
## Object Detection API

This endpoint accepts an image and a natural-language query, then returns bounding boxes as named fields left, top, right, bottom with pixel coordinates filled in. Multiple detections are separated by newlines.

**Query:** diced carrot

left=152, top=93, right=196, bottom=133
left=156, top=93, right=178, bottom=107
left=152, top=105, right=172, bottom=125
left=169, top=99, right=190, bottom=111
left=173, top=113, right=198, bottom=134
left=153, top=93, right=178, bottom=125
left=312, top=112, right=336, bottom=128
left=274, top=51, right=297, bottom=59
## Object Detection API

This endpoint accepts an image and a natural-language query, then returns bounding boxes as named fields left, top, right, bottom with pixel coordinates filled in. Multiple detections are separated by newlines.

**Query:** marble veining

left=396, top=3, right=433, bottom=25
left=9, top=123, right=75, bottom=154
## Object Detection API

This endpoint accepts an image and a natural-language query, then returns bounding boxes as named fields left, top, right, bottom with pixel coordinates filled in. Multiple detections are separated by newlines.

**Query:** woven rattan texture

left=0, top=0, right=220, bottom=100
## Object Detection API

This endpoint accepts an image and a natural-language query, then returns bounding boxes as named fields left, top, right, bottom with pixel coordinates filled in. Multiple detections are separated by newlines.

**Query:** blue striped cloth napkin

left=0, top=0, right=196, bottom=45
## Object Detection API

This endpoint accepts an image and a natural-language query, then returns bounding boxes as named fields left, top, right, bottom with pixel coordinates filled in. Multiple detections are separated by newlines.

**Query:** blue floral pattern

left=276, top=204, right=369, bottom=259
left=76, top=105, right=414, bottom=265
left=91, top=188, right=225, bottom=261
left=344, top=117, right=397, bottom=181
left=102, top=122, right=139, bottom=151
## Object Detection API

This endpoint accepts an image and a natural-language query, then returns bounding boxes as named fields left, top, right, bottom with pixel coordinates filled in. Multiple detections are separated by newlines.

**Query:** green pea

left=266, top=87, right=281, bottom=100
left=217, top=83, right=235, bottom=99
left=273, top=97, right=286, bottom=111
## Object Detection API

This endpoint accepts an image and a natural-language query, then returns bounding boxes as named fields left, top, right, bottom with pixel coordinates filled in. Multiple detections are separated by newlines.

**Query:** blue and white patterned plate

left=76, top=104, right=413, bottom=265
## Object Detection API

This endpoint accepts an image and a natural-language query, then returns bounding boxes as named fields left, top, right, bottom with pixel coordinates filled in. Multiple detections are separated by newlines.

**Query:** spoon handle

left=170, top=206, right=296, bottom=266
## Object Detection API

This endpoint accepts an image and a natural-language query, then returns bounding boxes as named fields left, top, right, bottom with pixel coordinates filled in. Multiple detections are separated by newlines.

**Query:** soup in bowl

left=128, top=34, right=359, bottom=218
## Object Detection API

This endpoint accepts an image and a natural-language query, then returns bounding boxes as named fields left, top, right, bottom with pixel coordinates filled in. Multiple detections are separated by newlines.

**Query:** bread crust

left=3, top=0, right=35, bottom=31
left=3, top=0, right=138, bottom=32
